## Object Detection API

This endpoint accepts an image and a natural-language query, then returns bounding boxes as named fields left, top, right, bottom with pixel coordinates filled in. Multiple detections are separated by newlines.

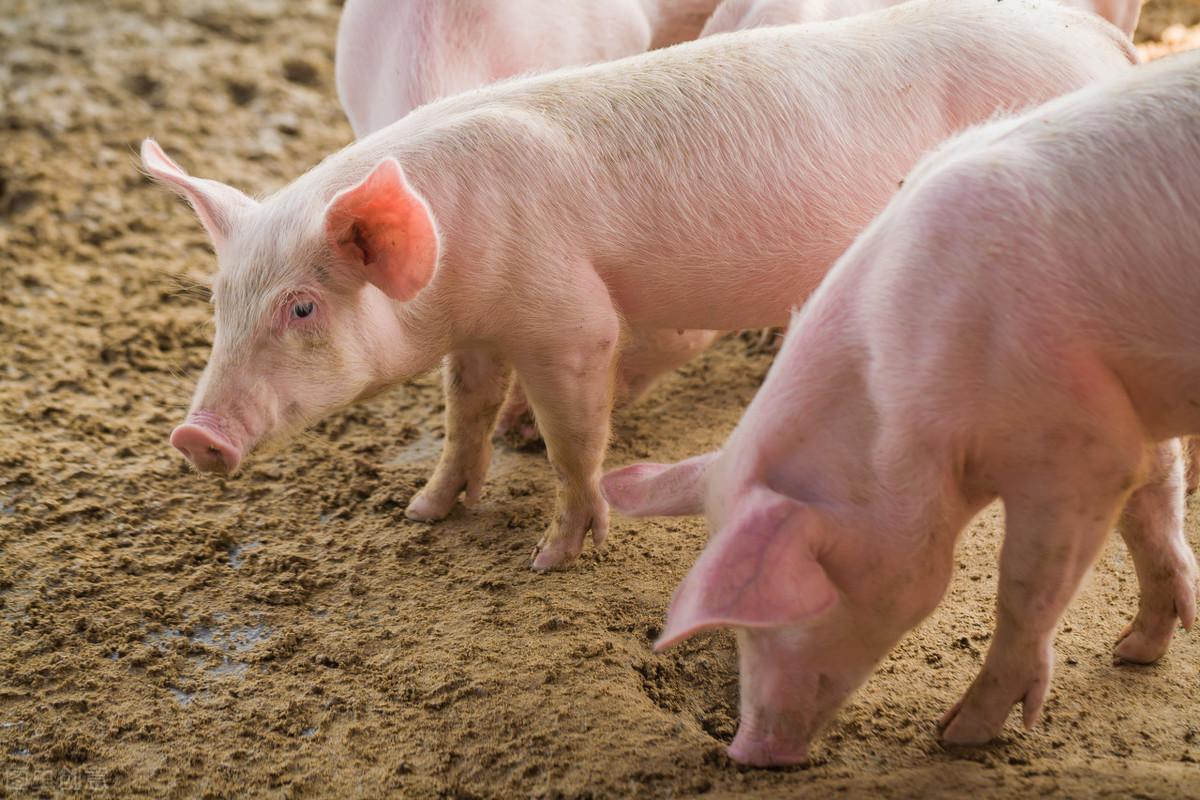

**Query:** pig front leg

left=940, top=461, right=1136, bottom=745
left=1114, top=439, right=1198, bottom=664
left=405, top=349, right=510, bottom=522
left=510, top=299, right=620, bottom=571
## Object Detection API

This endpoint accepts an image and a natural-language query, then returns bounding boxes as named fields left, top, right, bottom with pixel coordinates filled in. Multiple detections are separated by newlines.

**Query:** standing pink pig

left=336, top=0, right=725, bottom=444
left=603, top=49, right=1200, bottom=765
left=336, top=0, right=722, bottom=138
left=146, top=0, right=1134, bottom=571
left=703, top=0, right=1141, bottom=35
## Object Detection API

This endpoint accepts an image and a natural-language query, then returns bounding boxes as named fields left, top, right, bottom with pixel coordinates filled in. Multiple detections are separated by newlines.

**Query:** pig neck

left=282, top=128, right=486, bottom=382
left=724, top=275, right=986, bottom=564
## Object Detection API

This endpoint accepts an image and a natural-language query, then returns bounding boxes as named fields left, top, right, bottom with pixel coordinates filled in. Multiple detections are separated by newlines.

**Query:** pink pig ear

left=140, top=139, right=255, bottom=249
left=323, top=158, right=439, bottom=302
left=601, top=452, right=717, bottom=517
left=655, top=492, right=837, bottom=650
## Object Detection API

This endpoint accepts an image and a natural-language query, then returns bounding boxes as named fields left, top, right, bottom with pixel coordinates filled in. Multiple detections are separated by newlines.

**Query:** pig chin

left=728, top=724, right=811, bottom=767
left=728, top=700, right=820, bottom=767
left=728, top=632, right=854, bottom=767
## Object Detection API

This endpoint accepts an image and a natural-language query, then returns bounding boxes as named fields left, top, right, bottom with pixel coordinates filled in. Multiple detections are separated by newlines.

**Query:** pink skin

left=1075, top=0, right=1142, bottom=36
left=170, top=411, right=242, bottom=474
left=701, top=0, right=908, bottom=33
left=337, top=0, right=722, bottom=449
left=603, top=51, right=1200, bottom=765
left=145, top=0, right=1134, bottom=571
left=336, top=0, right=722, bottom=138
left=494, top=327, right=718, bottom=446
left=702, top=0, right=1142, bottom=35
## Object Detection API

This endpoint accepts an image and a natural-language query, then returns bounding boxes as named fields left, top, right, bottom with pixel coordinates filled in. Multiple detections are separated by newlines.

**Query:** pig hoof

left=530, top=527, right=590, bottom=571
left=1114, top=566, right=1197, bottom=664
left=404, top=492, right=454, bottom=522
left=530, top=540, right=581, bottom=572
left=939, top=708, right=1000, bottom=747
left=1113, top=621, right=1172, bottom=665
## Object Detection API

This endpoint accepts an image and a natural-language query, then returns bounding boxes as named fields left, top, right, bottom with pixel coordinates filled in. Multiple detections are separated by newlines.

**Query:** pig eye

left=291, top=301, right=315, bottom=320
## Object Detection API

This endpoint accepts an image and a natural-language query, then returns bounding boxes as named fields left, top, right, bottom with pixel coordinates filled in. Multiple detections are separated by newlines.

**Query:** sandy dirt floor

left=2, top=1, right=1200, bottom=797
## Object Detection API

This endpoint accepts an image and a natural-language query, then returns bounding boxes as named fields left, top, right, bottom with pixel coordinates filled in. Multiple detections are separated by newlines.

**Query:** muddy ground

left=2, top=1, right=1200, bottom=797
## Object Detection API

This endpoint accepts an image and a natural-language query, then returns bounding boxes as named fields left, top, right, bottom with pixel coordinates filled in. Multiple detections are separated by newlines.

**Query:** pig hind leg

left=940, top=437, right=1142, bottom=746
left=615, top=327, right=719, bottom=404
left=495, top=384, right=541, bottom=450
left=495, top=327, right=717, bottom=447
left=405, top=349, right=511, bottom=522
left=1114, top=439, right=1198, bottom=664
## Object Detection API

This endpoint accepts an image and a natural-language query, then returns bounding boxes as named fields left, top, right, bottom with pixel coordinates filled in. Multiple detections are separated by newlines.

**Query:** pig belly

left=602, top=258, right=832, bottom=331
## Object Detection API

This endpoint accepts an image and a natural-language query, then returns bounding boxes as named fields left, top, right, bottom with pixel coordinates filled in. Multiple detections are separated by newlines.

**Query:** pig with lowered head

left=603, top=50, right=1200, bottom=766
left=145, top=0, right=1135, bottom=571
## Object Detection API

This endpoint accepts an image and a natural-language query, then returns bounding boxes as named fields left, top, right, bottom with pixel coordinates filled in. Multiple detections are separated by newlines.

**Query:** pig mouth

left=727, top=727, right=811, bottom=768
left=727, top=707, right=815, bottom=768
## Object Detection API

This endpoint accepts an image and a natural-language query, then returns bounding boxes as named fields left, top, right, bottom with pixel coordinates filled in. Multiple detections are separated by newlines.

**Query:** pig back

left=528, top=0, right=1137, bottom=330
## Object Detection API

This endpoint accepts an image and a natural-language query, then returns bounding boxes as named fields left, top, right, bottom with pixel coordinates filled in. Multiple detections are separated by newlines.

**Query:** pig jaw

left=170, top=289, right=437, bottom=475
left=728, top=625, right=876, bottom=767
left=727, top=549, right=956, bottom=768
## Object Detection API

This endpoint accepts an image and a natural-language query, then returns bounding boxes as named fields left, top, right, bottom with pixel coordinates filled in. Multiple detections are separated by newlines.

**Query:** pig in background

left=702, top=0, right=908, bottom=31
left=336, top=0, right=723, bottom=136
left=147, top=0, right=1135, bottom=573
left=603, top=48, right=1200, bottom=767
left=702, top=0, right=1142, bottom=357
left=336, top=0, right=724, bottom=446
left=703, top=0, right=1141, bottom=35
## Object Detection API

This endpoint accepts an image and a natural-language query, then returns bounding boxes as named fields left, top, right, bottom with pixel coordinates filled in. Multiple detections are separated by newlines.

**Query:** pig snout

left=726, top=694, right=815, bottom=768
left=728, top=724, right=810, bottom=768
left=170, top=412, right=243, bottom=474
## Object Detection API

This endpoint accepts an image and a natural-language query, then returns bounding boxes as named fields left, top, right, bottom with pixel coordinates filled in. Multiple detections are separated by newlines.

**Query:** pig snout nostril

left=170, top=422, right=239, bottom=474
